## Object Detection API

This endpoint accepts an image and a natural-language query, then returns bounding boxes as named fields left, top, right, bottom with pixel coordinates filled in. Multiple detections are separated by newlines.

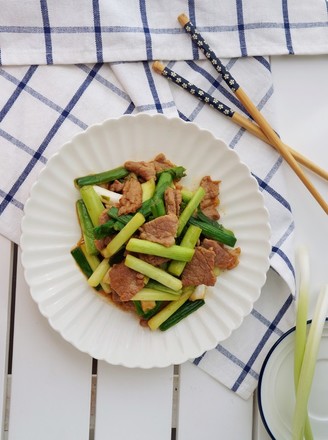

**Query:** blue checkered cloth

left=0, top=0, right=327, bottom=64
left=2, top=1, right=324, bottom=398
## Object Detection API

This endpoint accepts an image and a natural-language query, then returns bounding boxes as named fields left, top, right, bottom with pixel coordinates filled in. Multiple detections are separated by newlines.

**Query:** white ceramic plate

left=21, top=113, right=271, bottom=368
left=258, top=320, right=328, bottom=439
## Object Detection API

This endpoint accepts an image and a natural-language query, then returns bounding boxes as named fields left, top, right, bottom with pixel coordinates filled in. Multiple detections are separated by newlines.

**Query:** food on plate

left=71, top=153, right=240, bottom=330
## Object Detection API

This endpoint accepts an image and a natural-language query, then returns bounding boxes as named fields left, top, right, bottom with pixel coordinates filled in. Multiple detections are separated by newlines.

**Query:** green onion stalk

left=292, top=283, right=328, bottom=439
left=293, top=246, right=313, bottom=440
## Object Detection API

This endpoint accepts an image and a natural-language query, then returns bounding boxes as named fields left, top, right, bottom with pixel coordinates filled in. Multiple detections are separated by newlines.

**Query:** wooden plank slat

left=177, top=362, right=253, bottom=440
left=7, top=250, right=93, bottom=440
left=95, top=362, right=174, bottom=440
left=0, top=235, right=13, bottom=437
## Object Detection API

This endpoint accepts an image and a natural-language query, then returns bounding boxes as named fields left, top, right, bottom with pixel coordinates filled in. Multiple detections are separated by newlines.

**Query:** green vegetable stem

left=125, top=254, right=182, bottom=292
left=88, top=258, right=110, bottom=287
left=76, top=199, right=98, bottom=255
left=159, top=299, right=205, bottom=331
left=75, top=166, right=129, bottom=187
left=132, top=288, right=180, bottom=301
left=177, top=186, right=205, bottom=236
left=93, top=219, right=116, bottom=239
left=102, top=212, right=146, bottom=258
left=292, top=285, right=328, bottom=440
left=126, top=238, right=194, bottom=261
left=168, top=224, right=202, bottom=276
left=80, top=185, right=104, bottom=227
left=147, top=286, right=194, bottom=330
left=294, top=246, right=313, bottom=440
left=188, top=216, right=236, bottom=247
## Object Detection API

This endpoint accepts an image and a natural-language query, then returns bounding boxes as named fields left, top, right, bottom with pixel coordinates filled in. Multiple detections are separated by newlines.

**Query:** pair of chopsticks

left=153, top=13, right=328, bottom=215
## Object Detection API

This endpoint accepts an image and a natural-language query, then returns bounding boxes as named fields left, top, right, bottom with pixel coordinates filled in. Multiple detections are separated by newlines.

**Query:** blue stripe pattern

left=139, top=0, right=152, bottom=59
left=0, top=128, right=47, bottom=164
left=77, top=64, right=130, bottom=102
left=0, top=66, right=37, bottom=122
left=92, top=0, right=103, bottom=63
left=0, top=21, right=326, bottom=35
left=272, top=245, right=295, bottom=279
left=124, top=101, right=136, bottom=114
left=255, top=174, right=292, bottom=212
left=0, top=68, right=87, bottom=129
left=231, top=293, right=294, bottom=391
left=251, top=309, right=285, bottom=338
left=0, top=64, right=102, bottom=215
left=236, top=0, right=247, bottom=56
left=0, top=188, right=23, bottom=211
left=254, top=56, right=271, bottom=71
left=40, top=0, right=53, bottom=64
left=188, top=0, right=199, bottom=60
left=143, top=62, right=163, bottom=113
left=0, top=3, right=324, bottom=66
left=282, top=0, right=295, bottom=54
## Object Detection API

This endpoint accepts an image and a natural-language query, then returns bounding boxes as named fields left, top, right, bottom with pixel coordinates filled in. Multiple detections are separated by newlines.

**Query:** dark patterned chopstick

left=152, top=61, right=328, bottom=182
left=177, top=14, right=328, bottom=214
left=153, top=61, right=234, bottom=117
left=178, top=14, right=240, bottom=93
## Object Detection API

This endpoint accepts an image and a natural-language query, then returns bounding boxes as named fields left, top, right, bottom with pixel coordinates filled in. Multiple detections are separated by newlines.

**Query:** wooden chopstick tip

left=178, top=13, right=189, bottom=27
left=152, top=61, right=165, bottom=75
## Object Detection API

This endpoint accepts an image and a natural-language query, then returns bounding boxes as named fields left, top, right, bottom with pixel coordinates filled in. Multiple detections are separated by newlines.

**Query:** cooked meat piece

left=201, top=205, right=220, bottom=220
left=110, top=291, right=136, bottom=312
left=139, top=214, right=178, bottom=247
left=201, top=238, right=240, bottom=270
left=98, top=209, right=110, bottom=225
left=152, top=153, right=175, bottom=173
left=109, top=262, right=145, bottom=301
left=181, top=246, right=216, bottom=286
left=124, top=160, right=156, bottom=181
left=199, top=176, right=221, bottom=220
left=108, top=179, right=124, bottom=192
left=164, top=187, right=182, bottom=216
left=138, top=253, right=170, bottom=266
left=94, top=236, right=112, bottom=251
left=118, top=177, right=142, bottom=215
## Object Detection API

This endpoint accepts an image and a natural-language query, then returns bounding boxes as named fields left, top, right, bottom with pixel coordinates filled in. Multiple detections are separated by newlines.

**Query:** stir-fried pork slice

left=138, top=254, right=170, bottom=266
left=124, top=160, right=156, bottom=181
left=108, top=179, right=124, bottom=192
left=94, top=236, right=112, bottom=251
left=110, top=291, right=136, bottom=312
left=202, top=238, right=240, bottom=270
left=139, top=214, right=178, bottom=247
left=109, top=262, right=145, bottom=301
left=118, top=177, right=142, bottom=215
left=164, top=187, right=182, bottom=216
left=98, top=209, right=110, bottom=225
left=152, top=153, right=175, bottom=173
left=199, top=176, right=221, bottom=220
left=181, top=246, right=216, bottom=286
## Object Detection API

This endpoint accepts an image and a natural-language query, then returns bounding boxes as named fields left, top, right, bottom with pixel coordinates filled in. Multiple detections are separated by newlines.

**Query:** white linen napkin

left=0, top=58, right=296, bottom=398
left=0, top=0, right=327, bottom=65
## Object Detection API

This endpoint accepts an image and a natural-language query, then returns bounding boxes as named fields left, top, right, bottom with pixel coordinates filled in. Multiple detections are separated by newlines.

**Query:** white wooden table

left=1, top=55, right=327, bottom=440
